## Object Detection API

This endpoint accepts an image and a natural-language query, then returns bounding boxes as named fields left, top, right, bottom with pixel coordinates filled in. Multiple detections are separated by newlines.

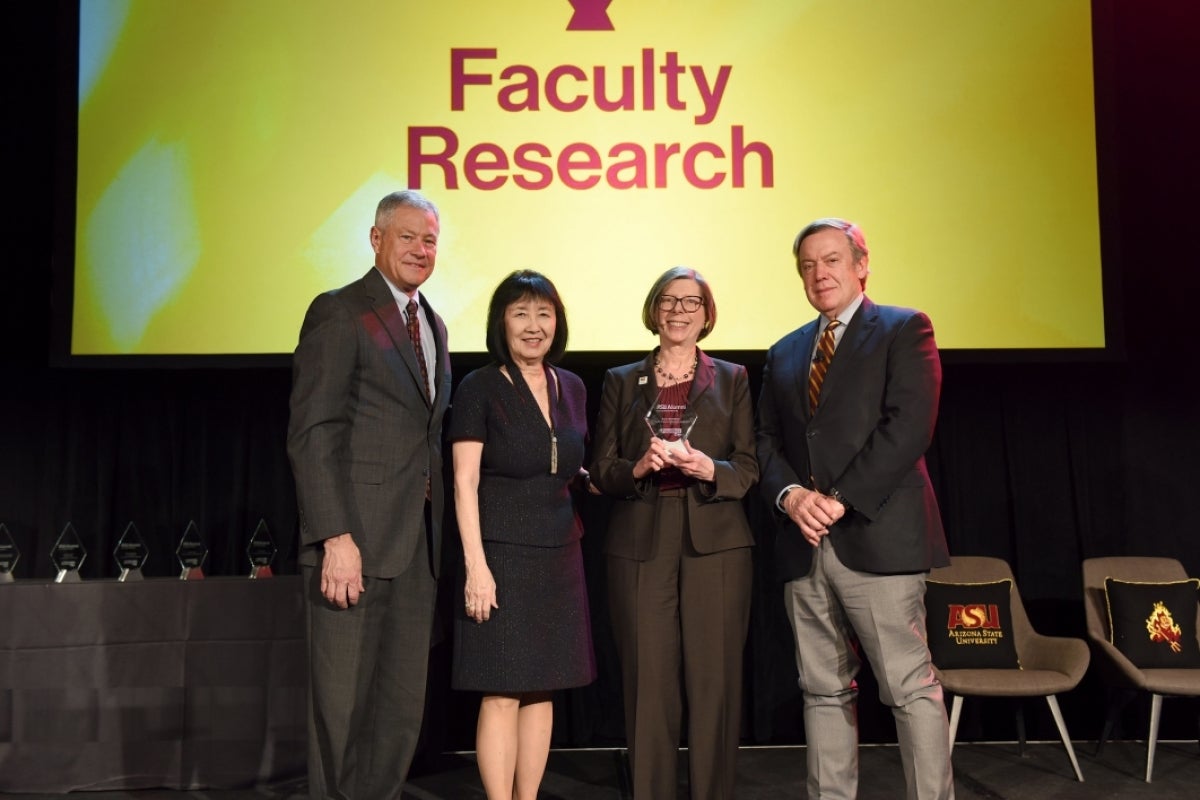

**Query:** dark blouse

left=448, top=363, right=588, bottom=548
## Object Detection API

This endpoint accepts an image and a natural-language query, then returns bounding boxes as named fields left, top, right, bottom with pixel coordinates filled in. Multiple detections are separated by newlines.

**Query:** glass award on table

left=113, top=521, right=149, bottom=582
left=0, top=523, right=19, bottom=583
left=51, top=522, right=87, bottom=582
left=644, top=393, right=699, bottom=457
left=246, top=518, right=277, bottom=579
left=176, top=520, right=208, bottom=580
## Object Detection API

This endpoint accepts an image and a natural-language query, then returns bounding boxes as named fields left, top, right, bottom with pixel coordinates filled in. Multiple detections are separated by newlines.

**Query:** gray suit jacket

left=591, top=350, right=759, bottom=560
left=756, top=296, right=949, bottom=581
left=287, top=267, right=451, bottom=578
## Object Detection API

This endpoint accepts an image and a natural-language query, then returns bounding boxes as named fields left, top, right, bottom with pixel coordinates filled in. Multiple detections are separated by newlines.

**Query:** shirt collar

left=820, top=293, right=864, bottom=334
left=375, top=268, right=421, bottom=310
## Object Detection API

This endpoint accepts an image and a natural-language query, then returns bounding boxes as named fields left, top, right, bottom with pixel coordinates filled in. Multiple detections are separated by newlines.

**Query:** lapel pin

left=638, top=376, right=648, bottom=385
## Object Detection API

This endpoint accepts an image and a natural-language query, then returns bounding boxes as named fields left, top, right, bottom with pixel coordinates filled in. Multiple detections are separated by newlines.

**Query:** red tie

left=405, top=299, right=431, bottom=402
left=808, top=320, right=841, bottom=413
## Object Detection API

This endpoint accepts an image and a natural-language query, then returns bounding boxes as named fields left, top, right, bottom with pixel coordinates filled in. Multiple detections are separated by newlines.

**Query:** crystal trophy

left=246, top=518, right=277, bottom=579
left=0, top=523, right=19, bottom=583
left=113, top=521, right=149, bottom=582
left=176, top=520, right=208, bottom=580
left=644, top=392, right=699, bottom=456
left=51, top=522, right=87, bottom=582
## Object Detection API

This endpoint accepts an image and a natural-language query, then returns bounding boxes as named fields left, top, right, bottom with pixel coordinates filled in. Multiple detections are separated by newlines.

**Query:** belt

left=657, top=487, right=688, bottom=497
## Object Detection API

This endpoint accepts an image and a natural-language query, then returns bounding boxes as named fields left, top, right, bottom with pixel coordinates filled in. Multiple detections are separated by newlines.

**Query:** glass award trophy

left=113, top=521, right=149, bottom=582
left=176, top=520, right=208, bottom=580
left=0, top=523, right=18, bottom=583
left=644, top=392, right=699, bottom=456
left=51, top=522, right=87, bottom=582
left=246, top=518, right=277, bottom=579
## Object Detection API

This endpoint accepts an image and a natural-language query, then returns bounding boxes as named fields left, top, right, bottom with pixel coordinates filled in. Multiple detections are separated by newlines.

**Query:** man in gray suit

left=756, top=218, right=953, bottom=799
left=288, top=190, right=451, bottom=800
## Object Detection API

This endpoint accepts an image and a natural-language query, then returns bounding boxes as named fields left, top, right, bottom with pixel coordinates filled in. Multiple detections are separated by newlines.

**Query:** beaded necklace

left=654, top=351, right=698, bottom=383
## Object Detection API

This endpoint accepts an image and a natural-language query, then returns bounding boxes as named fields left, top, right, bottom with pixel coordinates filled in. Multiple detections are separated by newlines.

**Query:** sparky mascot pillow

left=925, top=579, right=1020, bottom=669
left=1104, top=577, right=1200, bottom=668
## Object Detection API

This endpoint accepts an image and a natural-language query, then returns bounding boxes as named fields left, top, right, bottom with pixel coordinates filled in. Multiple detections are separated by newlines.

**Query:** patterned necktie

left=405, top=299, right=431, bottom=402
left=808, top=320, right=841, bottom=413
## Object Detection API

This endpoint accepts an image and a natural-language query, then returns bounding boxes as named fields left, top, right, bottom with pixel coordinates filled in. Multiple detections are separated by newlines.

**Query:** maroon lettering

left=661, top=51, right=687, bottom=111
left=463, top=143, right=508, bottom=190
left=408, top=126, right=774, bottom=191
left=693, top=65, right=731, bottom=125
left=595, top=65, right=635, bottom=111
left=607, top=143, right=647, bottom=189
left=558, top=143, right=602, bottom=189
left=407, top=126, right=459, bottom=189
left=642, top=48, right=655, bottom=110
left=946, top=603, right=1003, bottom=630
left=499, top=65, right=539, bottom=111
left=546, top=65, right=589, bottom=112
left=654, top=143, right=681, bottom=188
left=450, top=48, right=732, bottom=122
left=513, top=143, right=554, bottom=190
left=683, top=142, right=725, bottom=189
left=731, top=126, right=773, bottom=188
left=451, top=49, right=496, bottom=111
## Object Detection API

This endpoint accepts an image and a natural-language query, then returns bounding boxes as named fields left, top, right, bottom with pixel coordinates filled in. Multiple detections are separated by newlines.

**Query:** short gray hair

left=792, top=217, right=869, bottom=264
left=375, top=190, right=439, bottom=228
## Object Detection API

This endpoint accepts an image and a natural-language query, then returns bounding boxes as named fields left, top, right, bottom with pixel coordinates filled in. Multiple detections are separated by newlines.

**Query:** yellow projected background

left=74, top=0, right=1102, bottom=355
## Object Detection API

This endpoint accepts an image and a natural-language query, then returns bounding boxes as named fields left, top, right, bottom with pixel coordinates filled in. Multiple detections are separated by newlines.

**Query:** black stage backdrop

left=3, top=0, right=1199, bottom=757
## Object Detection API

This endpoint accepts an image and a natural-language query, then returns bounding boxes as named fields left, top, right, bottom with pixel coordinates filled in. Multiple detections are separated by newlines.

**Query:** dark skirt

left=452, top=539, right=597, bottom=693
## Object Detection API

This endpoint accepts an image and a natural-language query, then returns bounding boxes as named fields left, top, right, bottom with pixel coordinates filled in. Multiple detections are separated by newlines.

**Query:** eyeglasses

left=657, top=294, right=704, bottom=313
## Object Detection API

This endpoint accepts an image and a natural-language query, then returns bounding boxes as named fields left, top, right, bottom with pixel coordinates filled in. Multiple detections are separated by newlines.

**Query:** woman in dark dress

left=449, top=270, right=596, bottom=800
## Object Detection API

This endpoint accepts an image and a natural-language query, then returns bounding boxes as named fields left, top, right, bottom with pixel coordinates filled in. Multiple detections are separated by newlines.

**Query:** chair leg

left=1096, top=688, right=1135, bottom=757
left=1045, top=695, right=1085, bottom=782
left=948, top=694, right=963, bottom=753
left=1016, top=703, right=1027, bottom=757
left=1146, top=693, right=1163, bottom=783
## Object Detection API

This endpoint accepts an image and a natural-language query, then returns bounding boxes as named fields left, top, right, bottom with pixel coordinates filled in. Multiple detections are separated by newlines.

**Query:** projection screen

left=69, top=0, right=1104, bottom=357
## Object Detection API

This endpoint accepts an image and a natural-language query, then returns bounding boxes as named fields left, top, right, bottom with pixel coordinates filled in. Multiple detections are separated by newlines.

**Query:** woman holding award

left=590, top=266, right=759, bottom=799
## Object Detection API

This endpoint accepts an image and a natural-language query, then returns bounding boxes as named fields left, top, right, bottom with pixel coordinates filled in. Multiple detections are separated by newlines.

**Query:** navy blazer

left=756, top=296, right=949, bottom=580
left=287, top=267, right=452, bottom=578
left=591, top=349, right=759, bottom=560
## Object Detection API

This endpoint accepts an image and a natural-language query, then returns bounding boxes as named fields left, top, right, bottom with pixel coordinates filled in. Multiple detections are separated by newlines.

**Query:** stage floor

left=8, top=740, right=1200, bottom=799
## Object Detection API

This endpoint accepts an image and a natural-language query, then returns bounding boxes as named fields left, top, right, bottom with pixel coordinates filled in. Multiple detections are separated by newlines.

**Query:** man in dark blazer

left=756, top=218, right=953, bottom=799
left=287, top=190, right=452, bottom=800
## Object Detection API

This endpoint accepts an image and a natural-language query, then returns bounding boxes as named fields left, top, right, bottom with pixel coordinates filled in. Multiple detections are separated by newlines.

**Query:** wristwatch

left=778, top=485, right=800, bottom=512
left=829, top=488, right=853, bottom=513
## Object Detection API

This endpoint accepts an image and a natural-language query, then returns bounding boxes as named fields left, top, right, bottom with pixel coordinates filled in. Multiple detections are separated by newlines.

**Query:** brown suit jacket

left=591, top=349, right=759, bottom=560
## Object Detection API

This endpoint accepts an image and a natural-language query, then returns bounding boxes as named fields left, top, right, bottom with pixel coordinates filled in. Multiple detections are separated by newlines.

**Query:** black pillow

left=1104, top=577, right=1200, bottom=668
left=924, top=579, right=1020, bottom=669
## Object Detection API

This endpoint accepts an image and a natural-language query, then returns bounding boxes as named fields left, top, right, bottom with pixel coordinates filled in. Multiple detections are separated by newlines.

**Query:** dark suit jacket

left=591, top=350, right=759, bottom=560
left=287, top=267, right=452, bottom=578
left=756, top=296, right=949, bottom=581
